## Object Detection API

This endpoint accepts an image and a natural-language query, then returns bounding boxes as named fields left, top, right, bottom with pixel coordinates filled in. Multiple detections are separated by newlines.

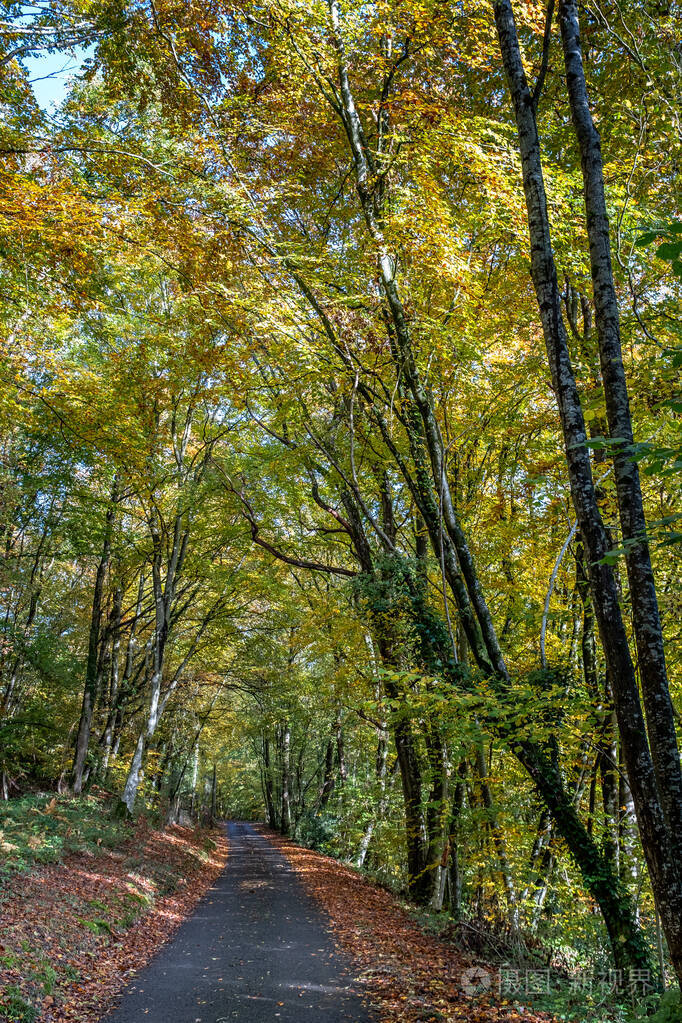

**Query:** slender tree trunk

left=618, top=743, right=640, bottom=916
left=425, top=722, right=450, bottom=910
left=102, top=573, right=144, bottom=779
left=98, top=582, right=122, bottom=782
left=521, top=810, right=551, bottom=902
left=190, top=742, right=199, bottom=817
left=280, top=722, right=291, bottom=836
left=318, top=736, right=336, bottom=811
left=262, top=735, right=276, bottom=826
left=447, top=769, right=466, bottom=918
left=335, top=710, right=347, bottom=784
left=600, top=693, right=619, bottom=870
left=0, top=587, right=40, bottom=719
left=382, top=672, right=429, bottom=902
left=1, top=500, right=55, bottom=719
left=530, top=848, right=556, bottom=932
left=578, top=550, right=618, bottom=864
left=152, top=739, right=169, bottom=793
left=474, top=740, right=519, bottom=928
left=356, top=728, right=392, bottom=868
left=119, top=500, right=192, bottom=813
left=72, top=480, right=118, bottom=794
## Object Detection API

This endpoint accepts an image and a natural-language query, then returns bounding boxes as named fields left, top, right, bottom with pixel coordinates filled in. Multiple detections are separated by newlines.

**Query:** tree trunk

left=558, top=0, right=682, bottom=847
left=101, top=573, right=144, bottom=780
left=381, top=670, right=429, bottom=902
left=600, top=693, right=619, bottom=870
left=494, top=0, right=681, bottom=983
left=120, top=731, right=146, bottom=814
left=72, top=479, right=118, bottom=795
left=190, top=742, right=199, bottom=817
left=119, top=499, right=195, bottom=814
left=318, top=736, right=335, bottom=811
left=262, top=735, right=276, bottom=826
left=425, top=722, right=450, bottom=910
left=618, top=743, right=640, bottom=910
left=335, top=710, right=347, bottom=784
left=280, top=722, right=291, bottom=836
left=474, top=740, right=519, bottom=929
left=356, top=729, right=392, bottom=868
left=98, top=582, right=122, bottom=781
left=447, top=770, right=466, bottom=918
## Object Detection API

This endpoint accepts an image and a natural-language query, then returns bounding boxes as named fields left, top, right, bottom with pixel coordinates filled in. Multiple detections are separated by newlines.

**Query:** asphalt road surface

left=102, top=820, right=374, bottom=1023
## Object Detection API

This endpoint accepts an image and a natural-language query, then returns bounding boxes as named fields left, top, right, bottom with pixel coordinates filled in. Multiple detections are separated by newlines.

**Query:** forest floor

left=0, top=792, right=227, bottom=1023
left=267, top=828, right=557, bottom=1023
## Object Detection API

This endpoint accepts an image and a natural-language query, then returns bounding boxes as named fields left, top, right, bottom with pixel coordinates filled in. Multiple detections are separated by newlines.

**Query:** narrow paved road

left=103, top=821, right=373, bottom=1023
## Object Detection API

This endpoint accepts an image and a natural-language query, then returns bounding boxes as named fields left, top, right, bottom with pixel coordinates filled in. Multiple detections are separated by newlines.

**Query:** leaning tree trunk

left=518, top=737, right=651, bottom=975
left=494, top=0, right=682, bottom=982
left=558, top=0, right=682, bottom=845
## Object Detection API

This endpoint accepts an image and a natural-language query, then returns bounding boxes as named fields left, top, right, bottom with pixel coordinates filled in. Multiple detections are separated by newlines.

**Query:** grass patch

left=77, top=916, right=113, bottom=935
left=202, top=837, right=217, bottom=856
left=495, top=981, right=682, bottom=1023
left=0, top=984, right=39, bottom=1023
left=0, top=792, right=134, bottom=878
left=113, top=890, right=151, bottom=928
left=35, top=962, right=57, bottom=995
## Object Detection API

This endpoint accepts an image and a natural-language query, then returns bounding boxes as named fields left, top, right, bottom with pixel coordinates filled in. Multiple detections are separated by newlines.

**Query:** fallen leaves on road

left=267, top=829, right=557, bottom=1023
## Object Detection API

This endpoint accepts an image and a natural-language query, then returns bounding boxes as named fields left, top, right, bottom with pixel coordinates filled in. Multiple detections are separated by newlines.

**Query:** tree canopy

left=1, top=0, right=681, bottom=1004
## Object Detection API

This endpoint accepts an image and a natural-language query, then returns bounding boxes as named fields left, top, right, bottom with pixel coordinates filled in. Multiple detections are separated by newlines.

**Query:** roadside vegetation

left=0, top=792, right=226, bottom=1023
